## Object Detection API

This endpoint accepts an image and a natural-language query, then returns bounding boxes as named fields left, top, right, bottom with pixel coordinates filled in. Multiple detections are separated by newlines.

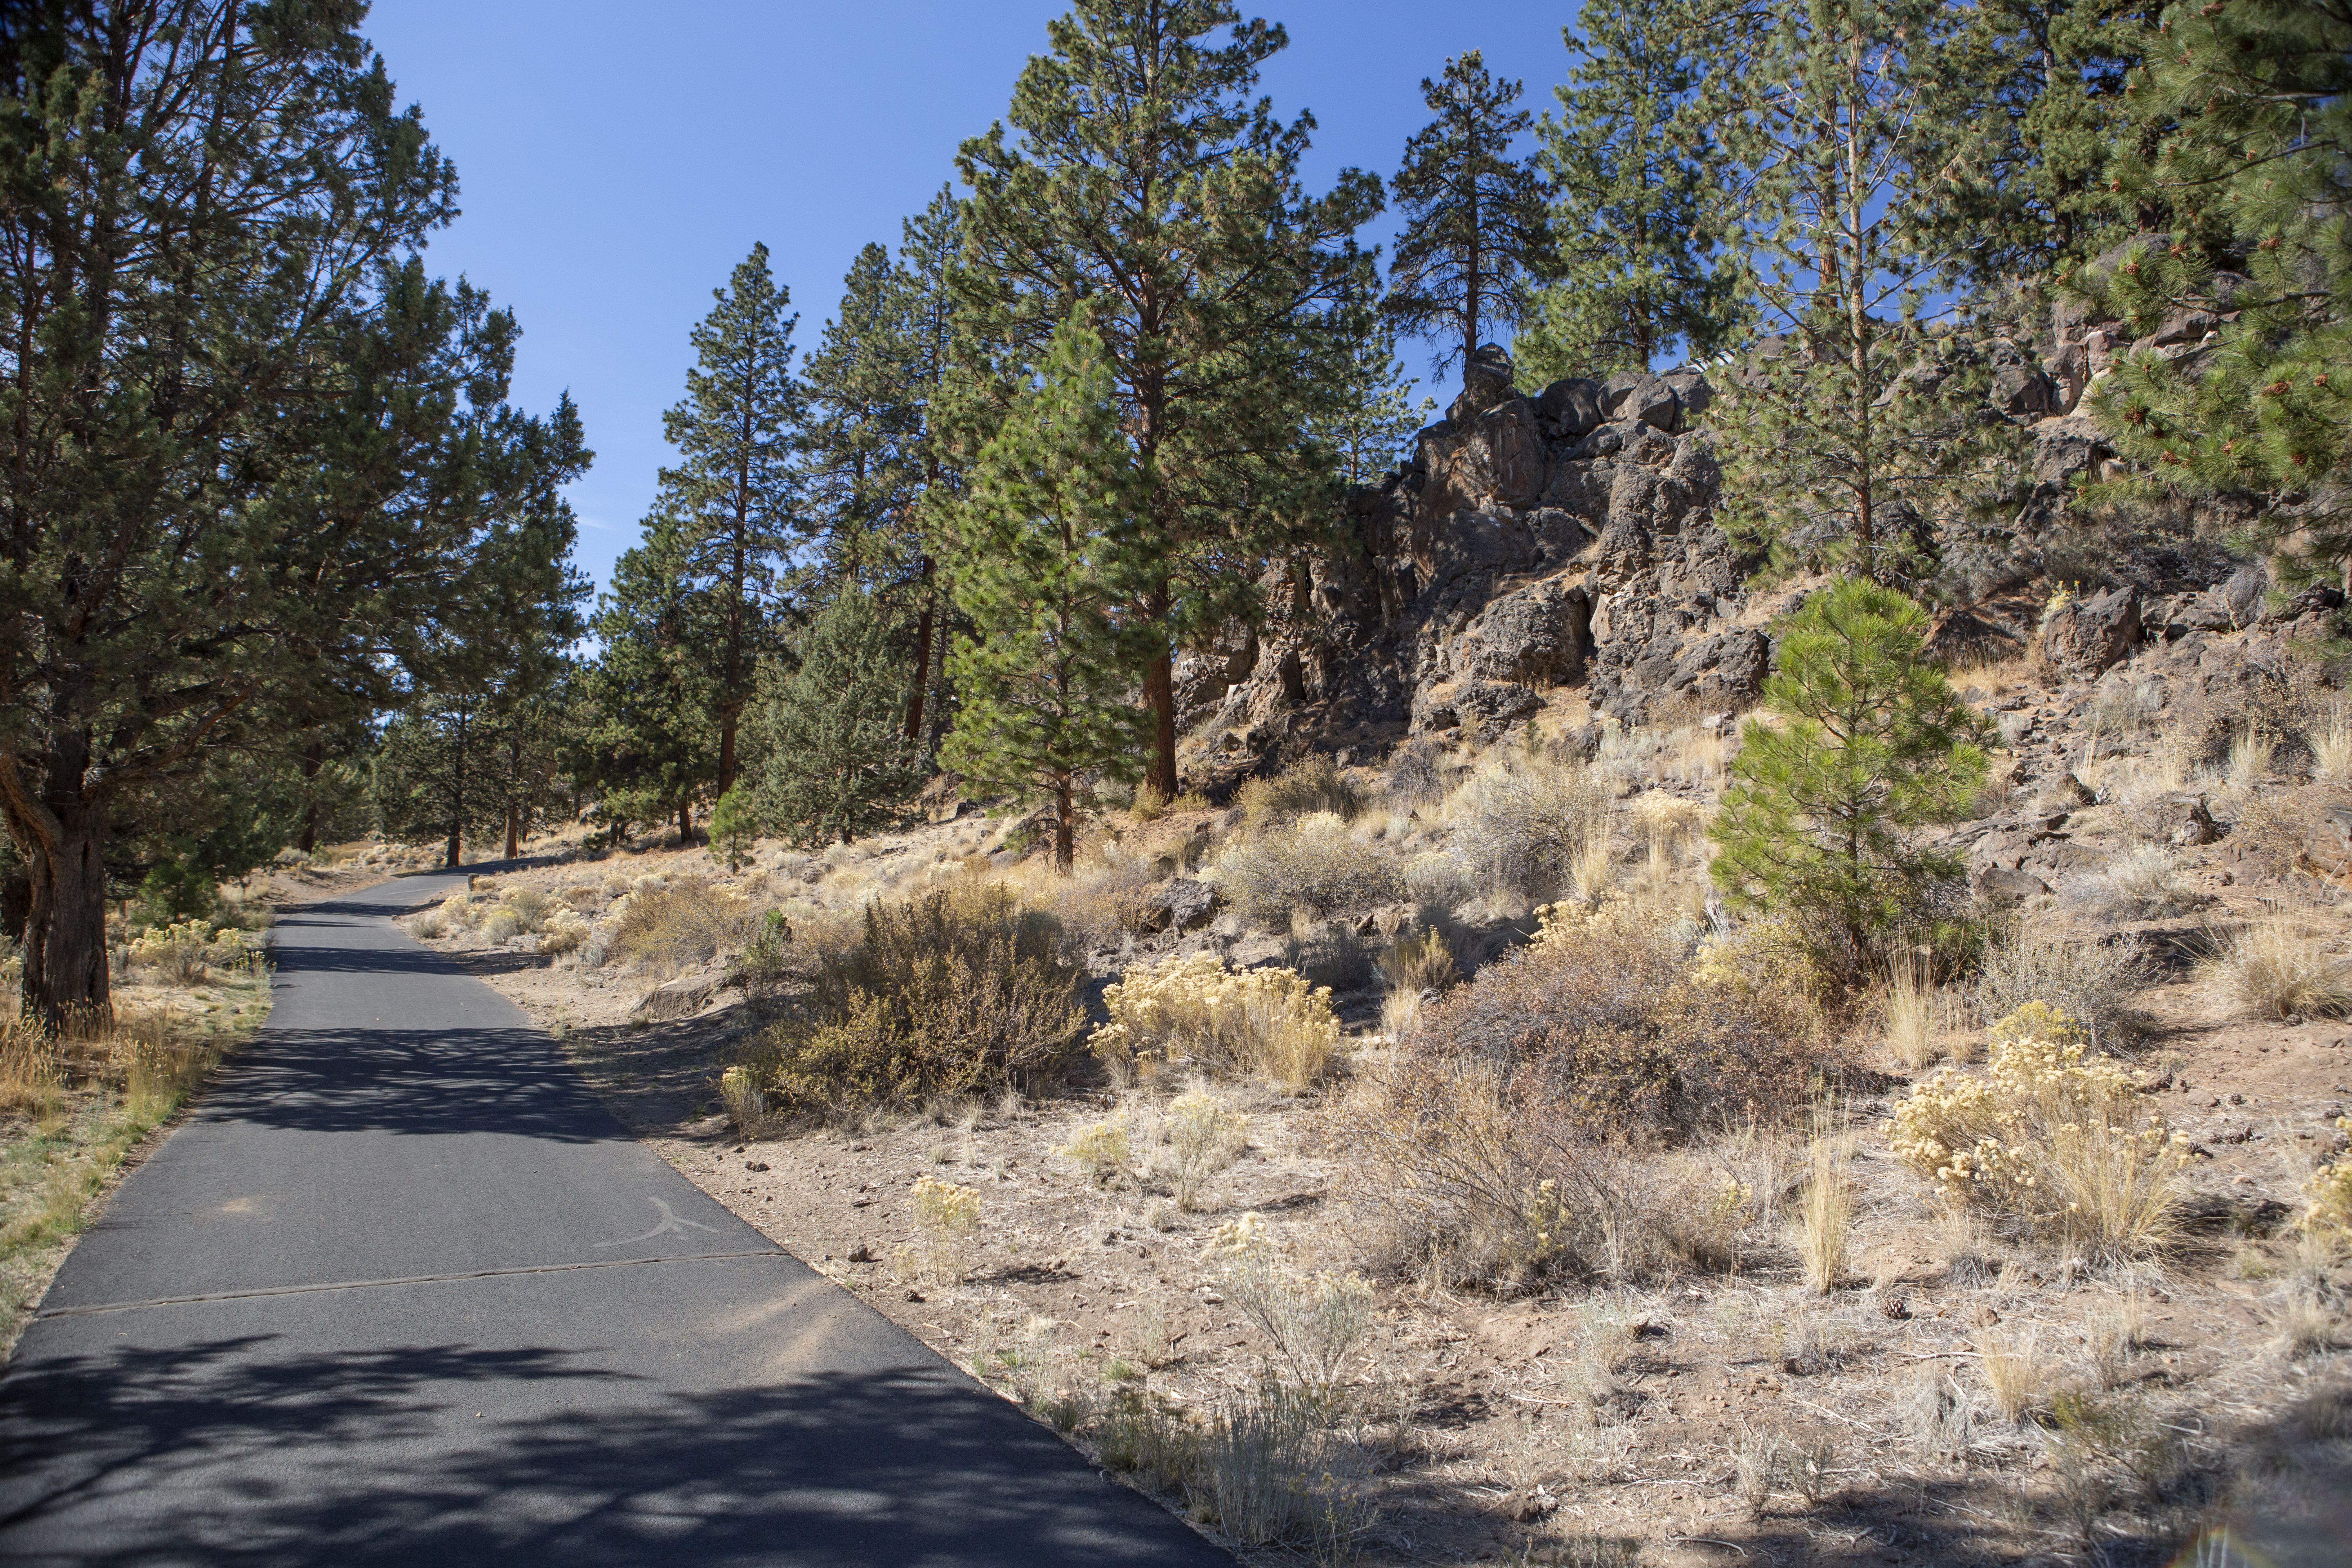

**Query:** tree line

left=4, top=0, right=2343, bottom=1027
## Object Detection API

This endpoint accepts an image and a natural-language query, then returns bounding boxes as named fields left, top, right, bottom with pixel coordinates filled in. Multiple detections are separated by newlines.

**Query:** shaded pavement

left=0, top=870, right=1227, bottom=1566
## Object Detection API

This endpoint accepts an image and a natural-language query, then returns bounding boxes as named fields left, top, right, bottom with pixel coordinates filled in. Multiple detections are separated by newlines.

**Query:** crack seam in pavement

left=33, top=1249, right=792, bottom=1320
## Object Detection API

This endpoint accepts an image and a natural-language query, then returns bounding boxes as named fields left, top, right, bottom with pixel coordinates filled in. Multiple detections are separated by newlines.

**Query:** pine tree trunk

left=444, top=819, right=462, bottom=869
left=504, top=800, right=520, bottom=861
left=677, top=799, right=693, bottom=847
left=1053, top=771, right=1075, bottom=872
left=717, top=710, right=739, bottom=799
left=1145, top=648, right=1178, bottom=799
left=298, top=742, right=324, bottom=854
left=904, top=555, right=936, bottom=742
left=13, top=797, right=113, bottom=1035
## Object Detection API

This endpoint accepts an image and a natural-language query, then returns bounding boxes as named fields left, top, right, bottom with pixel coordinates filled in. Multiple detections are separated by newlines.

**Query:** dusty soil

left=414, top=820, right=2352, bottom=1568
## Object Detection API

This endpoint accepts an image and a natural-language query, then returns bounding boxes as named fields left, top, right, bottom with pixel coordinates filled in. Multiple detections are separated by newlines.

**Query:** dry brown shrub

left=1217, top=813, right=1401, bottom=927
left=607, top=877, right=754, bottom=976
left=749, top=882, right=1085, bottom=1118
left=1236, top=754, right=1363, bottom=832
left=1332, top=909, right=1834, bottom=1288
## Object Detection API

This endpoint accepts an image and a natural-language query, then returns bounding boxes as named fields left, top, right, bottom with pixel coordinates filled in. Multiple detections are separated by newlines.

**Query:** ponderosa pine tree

left=1313, top=307, right=1434, bottom=483
left=952, top=0, right=1382, bottom=798
left=658, top=243, right=804, bottom=795
left=751, top=591, right=924, bottom=847
left=1709, top=579, right=1989, bottom=978
left=1383, top=50, right=1557, bottom=376
left=0, top=4, right=587, bottom=1028
left=2076, top=0, right=2352, bottom=587
left=376, top=693, right=511, bottom=868
left=575, top=521, right=718, bottom=847
left=802, top=188, right=964, bottom=742
left=1937, top=0, right=2166, bottom=285
left=1704, top=0, right=2000, bottom=581
left=942, top=309, right=1156, bottom=871
left=1519, top=0, right=1740, bottom=380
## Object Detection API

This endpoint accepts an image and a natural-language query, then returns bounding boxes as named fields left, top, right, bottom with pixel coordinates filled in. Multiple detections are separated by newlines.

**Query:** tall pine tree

left=802, top=188, right=964, bottom=742
left=658, top=243, right=803, bottom=794
left=952, top=0, right=1382, bottom=798
left=942, top=308, right=1156, bottom=871
left=0, top=8, right=587, bottom=1028
left=1383, top=50, right=1557, bottom=375
left=1519, top=0, right=1740, bottom=380
left=1704, top=0, right=1998, bottom=579
left=2077, top=0, right=2352, bottom=586
left=575, top=521, right=717, bottom=847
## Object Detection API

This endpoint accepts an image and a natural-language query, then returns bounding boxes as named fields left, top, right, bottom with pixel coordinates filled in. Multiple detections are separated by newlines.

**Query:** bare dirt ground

left=411, top=811, right=2352, bottom=1568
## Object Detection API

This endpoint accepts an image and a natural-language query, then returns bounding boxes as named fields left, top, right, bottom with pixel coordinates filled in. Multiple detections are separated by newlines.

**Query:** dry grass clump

left=1631, top=791, right=1704, bottom=881
left=2072, top=843, right=2195, bottom=921
left=606, top=876, right=755, bottom=976
left=1203, top=1210, right=1374, bottom=1396
left=1449, top=761, right=1611, bottom=903
left=1978, top=1329, right=2055, bottom=1425
left=1217, top=812, right=1401, bottom=928
left=747, top=882, right=1085, bottom=1118
left=1237, top=754, right=1363, bottom=833
left=1885, top=948, right=1942, bottom=1069
left=2200, top=914, right=2352, bottom=1020
left=1797, top=1132, right=1853, bottom=1294
left=2314, top=702, right=2352, bottom=780
left=1336, top=901, right=1831, bottom=1287
left=0, top=1018, right=64, bottom=1116
left=1891, top=1002, right=2188, bottom=1263
left=1979, top=927, right=2149, bottom=1045
left=1089, top=953, right=1340, bottom=1093
left=1160, top=1089, right=1250, bottom=1208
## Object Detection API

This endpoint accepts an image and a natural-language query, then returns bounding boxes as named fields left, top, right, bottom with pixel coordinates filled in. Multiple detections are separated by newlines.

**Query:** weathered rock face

left=2041, top=585, right=2143, bottom=676
left=1191, top=344, right=1767, bottom=760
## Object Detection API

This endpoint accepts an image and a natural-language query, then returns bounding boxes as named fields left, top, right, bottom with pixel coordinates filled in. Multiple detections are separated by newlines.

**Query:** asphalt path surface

left=0, top=869, right=1230, bottom=1567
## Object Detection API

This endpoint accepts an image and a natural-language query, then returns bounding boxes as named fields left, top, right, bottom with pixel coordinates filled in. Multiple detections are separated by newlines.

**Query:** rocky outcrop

left=1188, top=345, right=1768, bottom=761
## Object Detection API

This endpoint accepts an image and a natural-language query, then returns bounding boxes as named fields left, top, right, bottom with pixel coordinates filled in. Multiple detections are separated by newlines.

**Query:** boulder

left=1138, top=878, right=1220, bottom=934
left=2041, top=585, right=2141, bottom=675
left=2164, top=794, right=2226, bottom=848
left=1976, top=866, right=2052, bottom=908
left=1413, top=679, right=1543, bottom=742
left=1537, top=376, right=1605, bottom=440
left=1992, top=360, right=2062, bottom=418
left=1599, top=369, right=1681, bottom=432
left=2030, top=415, right=2107, bottom=488
left=633, top=972, right=720, bottom=1022
left=1453, top=577, right=1591, bottom=686
left=1661, top=368, right=1713, bottom=420
left=1448, top=343, right=1519, bottom=423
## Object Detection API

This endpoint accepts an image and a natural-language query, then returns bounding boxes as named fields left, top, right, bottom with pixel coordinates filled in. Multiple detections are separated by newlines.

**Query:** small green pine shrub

left=751, top=883, right=1085, bottom=1117
left=1709, top=579, right=1989, bottom=982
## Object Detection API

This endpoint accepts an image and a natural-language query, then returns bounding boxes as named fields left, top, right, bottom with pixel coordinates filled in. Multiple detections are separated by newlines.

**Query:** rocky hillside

left=1179, top=298, right=2328, bottom=799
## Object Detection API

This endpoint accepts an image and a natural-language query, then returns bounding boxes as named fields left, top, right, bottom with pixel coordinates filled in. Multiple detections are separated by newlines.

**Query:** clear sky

left=361, top=1, right=1581, bottom=597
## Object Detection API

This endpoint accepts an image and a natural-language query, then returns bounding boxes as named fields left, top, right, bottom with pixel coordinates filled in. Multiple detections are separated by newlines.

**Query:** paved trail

left=0, top=870, right=1227, bottom=1566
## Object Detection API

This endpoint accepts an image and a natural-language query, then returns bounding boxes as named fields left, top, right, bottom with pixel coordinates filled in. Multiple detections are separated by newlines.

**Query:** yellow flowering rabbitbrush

left=1891, top=1003, right=2188, bottom=1260
left=1089, top=953, right=1339, bottom=1092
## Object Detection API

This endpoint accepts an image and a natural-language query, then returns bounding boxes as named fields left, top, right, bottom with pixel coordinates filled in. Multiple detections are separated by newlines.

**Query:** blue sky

left=362, top=1, right=1579, bottom=596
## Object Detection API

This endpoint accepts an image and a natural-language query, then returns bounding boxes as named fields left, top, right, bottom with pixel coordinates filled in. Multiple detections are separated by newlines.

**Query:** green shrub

left=708, top=786, right=760, bottom=871
left=1218, top=813, right=1401, bottom=927
left=1708, top=579, right=1989, bottom=982
left=753, top=883, right=1085, bottom=1117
